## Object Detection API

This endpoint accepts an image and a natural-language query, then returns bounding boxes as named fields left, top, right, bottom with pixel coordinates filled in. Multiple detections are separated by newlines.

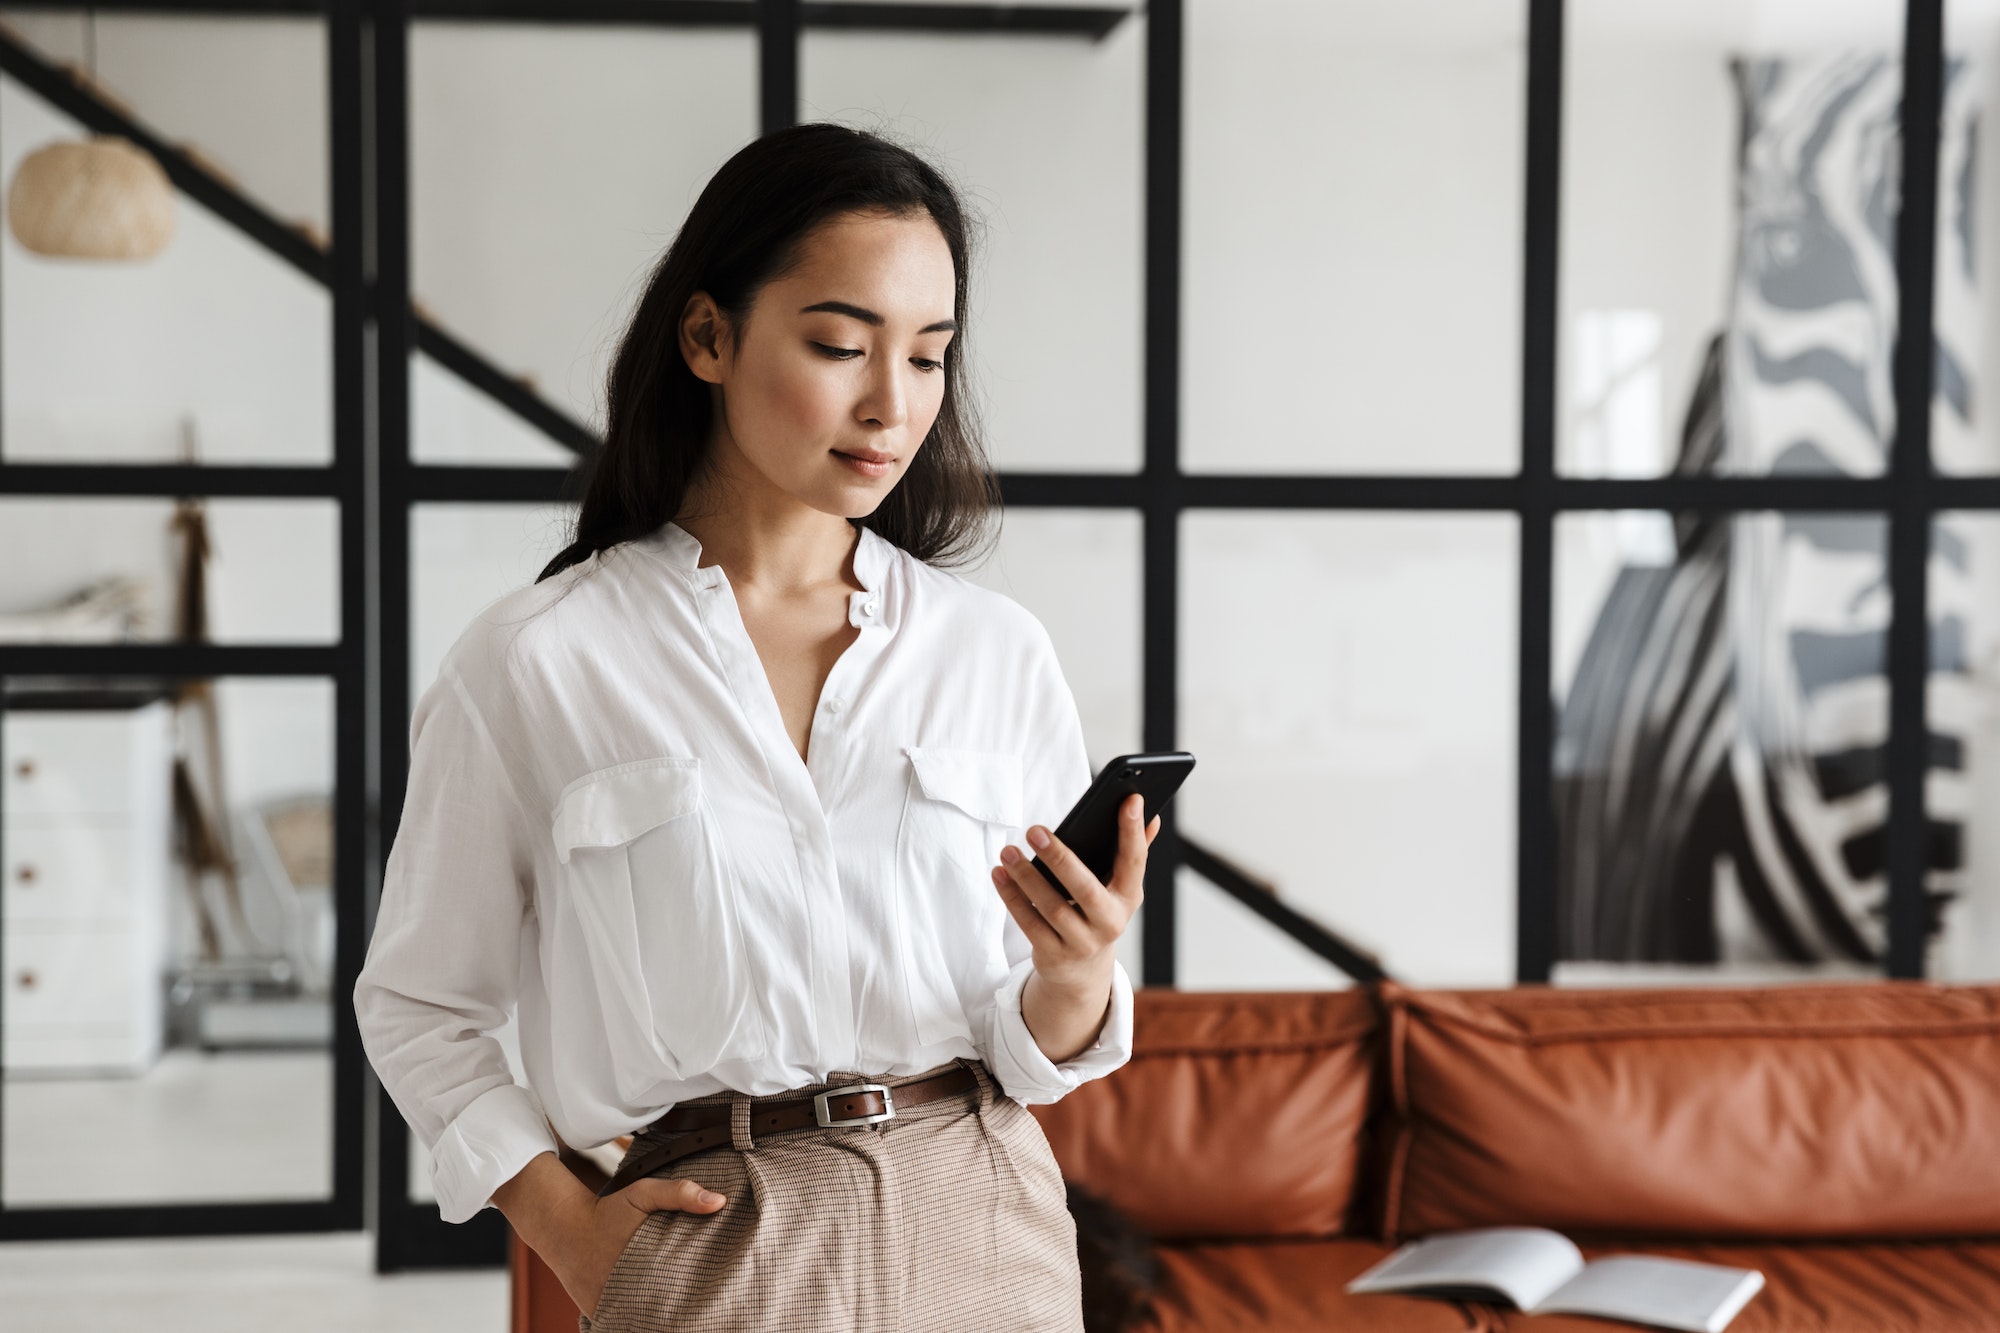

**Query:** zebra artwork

left=1555, top=50, right=1982, bottom=967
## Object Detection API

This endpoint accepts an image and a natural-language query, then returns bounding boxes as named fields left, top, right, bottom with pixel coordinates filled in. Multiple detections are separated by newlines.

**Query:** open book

left=1347, top=1228, right=1765, bottom=1333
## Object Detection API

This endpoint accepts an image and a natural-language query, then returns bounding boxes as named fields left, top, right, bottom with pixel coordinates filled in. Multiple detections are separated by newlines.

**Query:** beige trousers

left=578, top=1057, right=1084, bottom=1333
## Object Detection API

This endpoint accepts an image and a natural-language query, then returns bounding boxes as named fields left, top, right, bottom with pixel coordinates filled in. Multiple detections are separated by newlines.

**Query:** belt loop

left=963, top=1057, right=997, bottom=1111
left=730, top=1090, right=755, bottom=1153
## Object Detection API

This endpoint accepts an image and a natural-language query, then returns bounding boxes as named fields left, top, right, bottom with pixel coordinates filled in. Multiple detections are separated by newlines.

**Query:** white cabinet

left=3, top=698, right=173, bottom=1076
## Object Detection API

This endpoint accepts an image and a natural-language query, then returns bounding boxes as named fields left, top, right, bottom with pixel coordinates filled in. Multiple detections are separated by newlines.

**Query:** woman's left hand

left=990, top=792, right=1160, bottom=993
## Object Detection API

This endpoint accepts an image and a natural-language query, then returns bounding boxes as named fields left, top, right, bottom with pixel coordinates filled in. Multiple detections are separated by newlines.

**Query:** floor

left=0, top=1232, right=509, bottom=1332
left=4, top=1048, right=331, bottom=1205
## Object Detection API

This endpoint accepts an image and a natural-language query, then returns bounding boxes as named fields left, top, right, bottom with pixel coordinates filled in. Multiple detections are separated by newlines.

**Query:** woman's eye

left=812, top=342, right=862, bottom=360
left=911, top=358, right=943, bottom=373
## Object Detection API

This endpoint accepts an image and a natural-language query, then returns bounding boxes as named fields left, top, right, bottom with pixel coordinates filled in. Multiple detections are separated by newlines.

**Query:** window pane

left=1931, top=513, right=2000, bottom=978
left=1938, top=0, right=2000, bottom=475
left=1553, top=510, right=1891, bottom=980
left=411, top=353, right=589, bottom=469
left=803, top=23, right=1144, bottom=474
left=412, top=503, right=576, bottom=699
left=1183, top=2, right=1526, bottom=476
left=1561, top=1, right=1905, bottom=479
left=2, top=44, right=330, bottom=467
left=1179, top=513, right=1520, bottom=986
left=958, top=507, right=1144, bottom=981
left=410, top=23, right=758, bottom=456
left=0, top=498, right=338, bottom=644
left=3, top=676, right=337, bottom=1206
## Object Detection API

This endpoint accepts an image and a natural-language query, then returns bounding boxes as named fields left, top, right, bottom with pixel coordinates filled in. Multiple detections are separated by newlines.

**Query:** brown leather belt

left=596, top=1063, right=981, bottom=1199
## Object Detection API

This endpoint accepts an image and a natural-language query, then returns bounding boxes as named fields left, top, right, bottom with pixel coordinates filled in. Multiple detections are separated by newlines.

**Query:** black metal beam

left=411, top=0, right=753, bottom=22
left=1515, top=0, right=1562, bottom=984
left=1, top=464, right=1979, bottom=512
left=1886, top=0, right=1945, bottom=979
left=760, top=0, right=799, bottom=132
left=1139, top=0, right=1180, bottom=988
left=0, top=1201, right=357, bottom=1243
left=800, top=4, right=1126, bottom=39
left=328, top=0, right=371, bottom=1238
left=0, top=643, right=341, bottom=675
left=0, top=463, right=341, bottom=497
left=408, top=464, right=583, bottom=503
left=33, top=0, right=1132, bottom=35
left=1179, top=836, right=1388, bottom=983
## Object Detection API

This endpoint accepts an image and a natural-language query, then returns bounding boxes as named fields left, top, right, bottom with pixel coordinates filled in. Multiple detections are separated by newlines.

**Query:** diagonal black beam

left=1179, top=836, right=1389, bottom=984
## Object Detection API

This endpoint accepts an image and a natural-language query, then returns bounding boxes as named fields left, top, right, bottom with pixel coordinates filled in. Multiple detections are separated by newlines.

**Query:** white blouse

left=354, top=519, right=1135, bottom=1224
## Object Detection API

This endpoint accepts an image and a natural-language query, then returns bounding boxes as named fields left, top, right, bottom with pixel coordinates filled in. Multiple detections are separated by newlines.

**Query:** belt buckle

left=813, top=1081, right=895, bottom=1128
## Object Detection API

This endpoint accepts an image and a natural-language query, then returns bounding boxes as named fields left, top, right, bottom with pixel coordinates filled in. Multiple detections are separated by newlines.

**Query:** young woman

left=353, top=123, right=1154, bottom=1332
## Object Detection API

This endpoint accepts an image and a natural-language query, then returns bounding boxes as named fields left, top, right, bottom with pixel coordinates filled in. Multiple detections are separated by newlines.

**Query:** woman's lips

left=833, top=450, right=893, bottom=478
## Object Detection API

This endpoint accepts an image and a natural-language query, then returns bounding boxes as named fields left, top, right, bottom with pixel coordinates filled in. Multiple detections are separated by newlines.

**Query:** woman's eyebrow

left=799, top=299, right=956, bottom=334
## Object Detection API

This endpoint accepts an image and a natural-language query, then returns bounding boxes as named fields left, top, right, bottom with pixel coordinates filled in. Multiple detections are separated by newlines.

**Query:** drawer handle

left=16, top=863, right=36, bottom=884
left=14, top=969, right=36, bottom=991
left=13, top=759, right=34, bottom=780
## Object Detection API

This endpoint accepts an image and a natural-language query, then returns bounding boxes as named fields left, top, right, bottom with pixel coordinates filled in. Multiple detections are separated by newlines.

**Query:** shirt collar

left=647, top=519, right=889, bottom=596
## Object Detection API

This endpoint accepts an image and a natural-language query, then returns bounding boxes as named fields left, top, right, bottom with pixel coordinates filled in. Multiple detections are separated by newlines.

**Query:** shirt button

left=825, top=697, right=844, bottom=714
left=862, top=599, right=878, bottom=617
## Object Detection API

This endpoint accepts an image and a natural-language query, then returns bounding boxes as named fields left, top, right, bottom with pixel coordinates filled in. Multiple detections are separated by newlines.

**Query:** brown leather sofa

left=511, top=980, right=2000, bottom=1331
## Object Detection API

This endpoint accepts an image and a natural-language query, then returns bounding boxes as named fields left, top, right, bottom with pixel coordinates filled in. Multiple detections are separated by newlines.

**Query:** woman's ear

left=679, top=291, right=729, bottom=384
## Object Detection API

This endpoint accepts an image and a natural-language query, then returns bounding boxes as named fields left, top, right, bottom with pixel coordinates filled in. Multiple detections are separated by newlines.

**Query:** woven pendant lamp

left=7, top=134, right=175, bottom=260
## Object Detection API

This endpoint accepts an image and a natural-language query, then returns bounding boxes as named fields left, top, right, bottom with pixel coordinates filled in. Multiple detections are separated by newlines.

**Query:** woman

left=353, top=123, right=1153, bottom=1332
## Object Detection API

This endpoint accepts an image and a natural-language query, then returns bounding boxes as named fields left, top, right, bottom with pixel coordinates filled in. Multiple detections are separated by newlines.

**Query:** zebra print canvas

left=1556, top=51, right=1980, bottom=967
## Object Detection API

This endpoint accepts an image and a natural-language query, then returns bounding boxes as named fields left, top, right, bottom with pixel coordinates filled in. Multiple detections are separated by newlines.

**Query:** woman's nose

left=858, top=362, right=907, bottom=429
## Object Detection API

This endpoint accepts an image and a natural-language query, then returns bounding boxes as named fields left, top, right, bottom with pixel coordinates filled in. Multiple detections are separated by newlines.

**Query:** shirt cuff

left=983, top=956, right=1135, bottom=1105
left=428, top=1081, right=562, bottom=1224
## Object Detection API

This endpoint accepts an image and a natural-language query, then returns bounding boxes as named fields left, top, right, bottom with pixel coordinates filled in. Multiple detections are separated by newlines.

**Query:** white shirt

left=354, top=518, right=1135, bottom=1225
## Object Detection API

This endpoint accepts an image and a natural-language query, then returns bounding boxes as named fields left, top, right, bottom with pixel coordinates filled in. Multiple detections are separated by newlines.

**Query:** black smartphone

left=1028, top=751, right=1196, bottom=903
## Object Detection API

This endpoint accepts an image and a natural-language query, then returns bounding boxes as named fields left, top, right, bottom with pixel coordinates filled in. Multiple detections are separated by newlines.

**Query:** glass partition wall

left=2, top=0, right=1994, bottom=1274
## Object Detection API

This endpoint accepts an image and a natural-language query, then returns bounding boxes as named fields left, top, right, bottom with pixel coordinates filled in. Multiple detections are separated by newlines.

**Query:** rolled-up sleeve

left=979, top=615, right=1137, bottom=1104
left=353, top=661, right=559, bottom=1223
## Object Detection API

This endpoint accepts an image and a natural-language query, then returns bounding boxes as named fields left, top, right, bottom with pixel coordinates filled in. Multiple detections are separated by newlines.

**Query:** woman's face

left=681, top=208, right=957, bottom=519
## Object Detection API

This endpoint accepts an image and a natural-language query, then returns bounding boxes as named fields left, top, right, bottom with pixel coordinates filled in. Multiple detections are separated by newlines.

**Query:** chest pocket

left=894, top=745, right=1023, bottom=1048
left=553, top=757, right=767, bottom=1099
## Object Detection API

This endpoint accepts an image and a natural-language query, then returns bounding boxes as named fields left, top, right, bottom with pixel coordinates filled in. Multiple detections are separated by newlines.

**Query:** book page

left=1533, top=1256, right=1766, bottom=1333
left=1346, top=1228, right=1586, bottom=1310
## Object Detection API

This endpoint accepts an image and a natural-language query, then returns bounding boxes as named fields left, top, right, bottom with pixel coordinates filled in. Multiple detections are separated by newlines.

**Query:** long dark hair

left=536, top=123, right=998, bottom=584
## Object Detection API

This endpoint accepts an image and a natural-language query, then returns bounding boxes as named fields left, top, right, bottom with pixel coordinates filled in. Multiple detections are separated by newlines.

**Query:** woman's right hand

left=492, top=1153, right=729, bottom=1323
left=563, top=1176, right=730, bottom=1321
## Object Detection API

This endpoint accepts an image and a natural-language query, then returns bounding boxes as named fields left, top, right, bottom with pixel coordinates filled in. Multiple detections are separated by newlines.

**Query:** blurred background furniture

left=2, top=687, right=173, bottom=1075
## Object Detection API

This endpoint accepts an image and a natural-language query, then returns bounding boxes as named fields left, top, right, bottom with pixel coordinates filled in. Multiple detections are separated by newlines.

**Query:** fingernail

left=1126, top=796, right=1141, bottom=819
left=1027, top=827, right=1050, bottom=850
left=701, top=1190, right=724, bottom=1204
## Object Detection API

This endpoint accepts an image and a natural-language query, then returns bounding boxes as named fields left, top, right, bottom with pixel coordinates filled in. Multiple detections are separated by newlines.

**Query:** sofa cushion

left=1030, top=987, right=1378, bottom=1240
left=1502, top=1240, right=2000, bottom=1333
left=1378, top=981, right=2000, bottom=1241
left=1152, top=1239, right=1494, bottom=1333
